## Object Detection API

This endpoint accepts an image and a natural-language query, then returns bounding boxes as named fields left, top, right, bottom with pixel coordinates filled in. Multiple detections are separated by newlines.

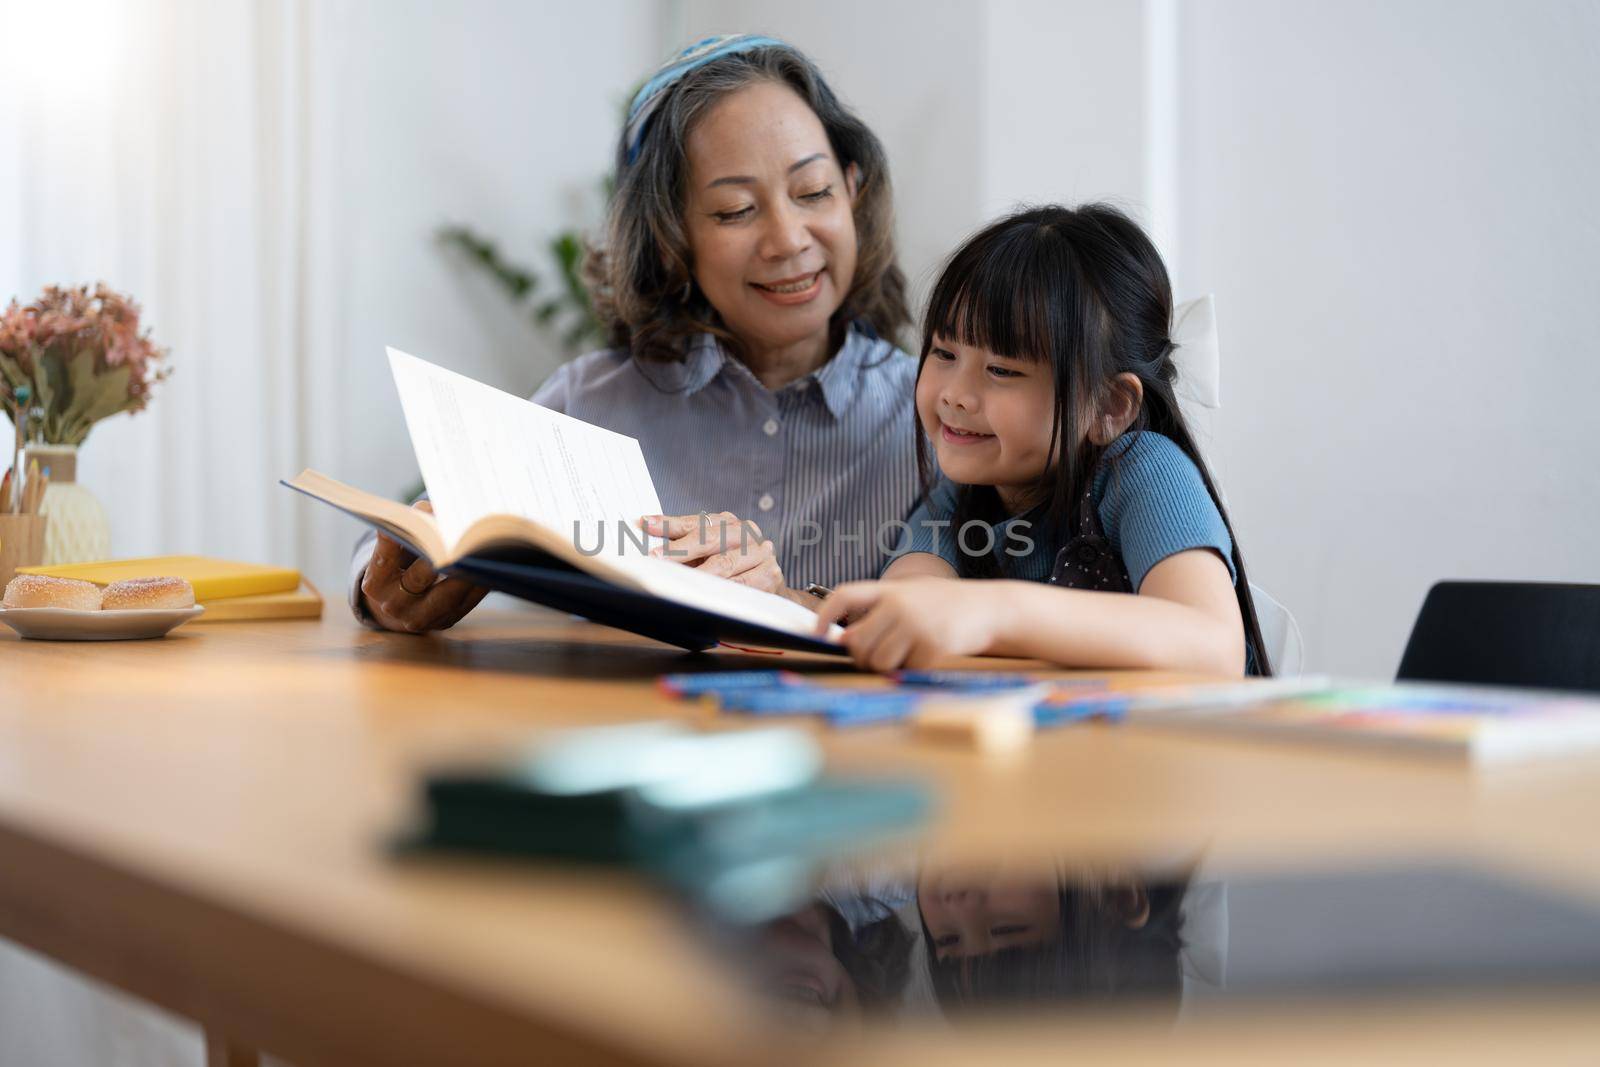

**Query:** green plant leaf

left=437, top=213, right=603, bottom=358
left=52, top=348, right=133, bottom=440
left=0, top=355, right=26, bottom=390
left=29, top=364, right=54, bottom=433
left=37, top=346, right=75, bottom=442
left=440, top=224, right=539, bottom=302
left=549, top=231, right=602, bottom=348
left=551, top=232, right=580, bottom=270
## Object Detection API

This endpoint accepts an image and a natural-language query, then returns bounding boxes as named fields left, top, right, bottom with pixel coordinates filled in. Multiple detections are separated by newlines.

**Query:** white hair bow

left=1171, top=294, right=1221, bottom=409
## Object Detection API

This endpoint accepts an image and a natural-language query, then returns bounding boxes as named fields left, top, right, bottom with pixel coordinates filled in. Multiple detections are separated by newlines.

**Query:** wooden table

left=3, top=608, right=1600, bottom=1065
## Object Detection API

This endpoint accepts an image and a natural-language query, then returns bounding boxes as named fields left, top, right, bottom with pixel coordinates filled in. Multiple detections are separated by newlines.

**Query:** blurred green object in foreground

left=403, top=722, right=935, bottom=922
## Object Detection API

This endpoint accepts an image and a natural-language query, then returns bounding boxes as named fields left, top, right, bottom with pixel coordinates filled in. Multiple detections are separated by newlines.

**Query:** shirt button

left=763, top=418, right=779, bottom=436
left=758, top=494, right=775, bottom=512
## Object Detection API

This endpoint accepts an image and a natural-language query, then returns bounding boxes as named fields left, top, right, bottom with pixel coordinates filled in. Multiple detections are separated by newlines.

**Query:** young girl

left=814, top=204, right=1270, bottom=675
left=916, top=862, right=1193, bottom=1013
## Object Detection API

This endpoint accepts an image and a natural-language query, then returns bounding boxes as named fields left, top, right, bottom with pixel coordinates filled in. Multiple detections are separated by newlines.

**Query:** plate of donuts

left=0, top=574, right=203, bottom=641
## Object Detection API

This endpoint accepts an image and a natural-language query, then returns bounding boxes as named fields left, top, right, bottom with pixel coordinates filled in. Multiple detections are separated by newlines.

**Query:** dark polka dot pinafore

left=1046, top=478, right=1132, bottom=594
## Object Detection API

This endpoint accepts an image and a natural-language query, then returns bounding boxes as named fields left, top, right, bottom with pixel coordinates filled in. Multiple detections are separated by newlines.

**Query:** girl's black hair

left=920, top=877, right=1190, bottom=1012
left=916, top=203, right=1271, bottom=674
left=822, top=905, right=914, bottom=1010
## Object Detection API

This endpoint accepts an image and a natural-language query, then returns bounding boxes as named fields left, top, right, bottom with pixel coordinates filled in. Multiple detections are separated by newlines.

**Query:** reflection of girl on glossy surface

left=756, top=905, right=860, bottom=1023
left=753, top=902, right=913, bottom=1026
left=916, top=865, right=1190, bottom=1012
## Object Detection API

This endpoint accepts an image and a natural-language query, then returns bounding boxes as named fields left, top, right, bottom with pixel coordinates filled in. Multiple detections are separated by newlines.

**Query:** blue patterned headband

left=623, top=34, right=786, bottom=166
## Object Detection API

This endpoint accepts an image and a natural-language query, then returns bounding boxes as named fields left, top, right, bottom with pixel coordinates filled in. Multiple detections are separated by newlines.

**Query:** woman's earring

left=680, top=280, right=694, bottom=303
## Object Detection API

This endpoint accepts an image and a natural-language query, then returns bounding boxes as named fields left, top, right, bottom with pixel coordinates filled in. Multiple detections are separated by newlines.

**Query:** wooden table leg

left=205, top=1029, right=261, bottom=1067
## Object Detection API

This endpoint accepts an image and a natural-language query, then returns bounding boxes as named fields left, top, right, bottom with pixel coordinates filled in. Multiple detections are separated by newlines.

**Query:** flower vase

left=24, top=444, right=111, bottom=564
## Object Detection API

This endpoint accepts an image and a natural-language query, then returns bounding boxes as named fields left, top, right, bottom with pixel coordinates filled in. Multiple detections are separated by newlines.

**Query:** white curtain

left=0, top=0, right=348, bottom=589
left=1, top=0, right=337, bottom=1061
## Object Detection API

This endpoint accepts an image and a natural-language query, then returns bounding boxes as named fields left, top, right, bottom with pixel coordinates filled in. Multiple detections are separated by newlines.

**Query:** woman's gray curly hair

left=583, top=44, right=910, bottom=362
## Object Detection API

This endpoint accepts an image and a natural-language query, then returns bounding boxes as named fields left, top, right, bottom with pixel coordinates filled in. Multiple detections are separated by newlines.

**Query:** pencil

left=9, top=385, right=26, bottom=515
left=23, top=458, right=40, bottom=514
left=20, top=470, right=40, bottom=514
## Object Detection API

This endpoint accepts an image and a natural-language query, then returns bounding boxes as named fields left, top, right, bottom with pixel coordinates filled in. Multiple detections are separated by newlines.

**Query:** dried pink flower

left=0, top=282, right=170, bottom=446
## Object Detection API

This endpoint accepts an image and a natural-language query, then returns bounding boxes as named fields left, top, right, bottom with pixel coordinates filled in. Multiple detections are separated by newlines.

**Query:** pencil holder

left=0, top=514, right=48, bottom=587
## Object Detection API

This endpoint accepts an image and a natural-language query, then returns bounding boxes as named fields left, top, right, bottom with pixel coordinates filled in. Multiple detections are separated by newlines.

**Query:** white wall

left=979, top=2, right=1161, bottom=226
left=329, top=0, right=668, bottom=452
left=1177, top=0, right=1600, bottom=676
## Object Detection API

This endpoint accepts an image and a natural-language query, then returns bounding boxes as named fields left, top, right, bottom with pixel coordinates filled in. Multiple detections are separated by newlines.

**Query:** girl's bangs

left=924, top=229, right=1062, bottom=365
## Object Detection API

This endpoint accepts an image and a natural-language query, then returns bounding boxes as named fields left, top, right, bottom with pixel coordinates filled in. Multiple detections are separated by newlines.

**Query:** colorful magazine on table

left=1126, top=682, right=1600, bottom=764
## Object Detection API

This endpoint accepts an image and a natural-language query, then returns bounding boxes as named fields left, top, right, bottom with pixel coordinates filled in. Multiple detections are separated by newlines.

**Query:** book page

left=387, top=348, right=662, bottom=554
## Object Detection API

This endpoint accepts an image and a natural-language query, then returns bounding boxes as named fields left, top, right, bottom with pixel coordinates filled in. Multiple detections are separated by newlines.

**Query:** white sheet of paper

left=387, top=347, right=662, bottom=552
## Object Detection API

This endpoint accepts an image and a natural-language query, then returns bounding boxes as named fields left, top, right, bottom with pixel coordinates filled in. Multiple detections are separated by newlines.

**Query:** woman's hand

left=813, top=577, right=1001, bottom=672
left=640, top=511, right=785, bottom=594
left=360, top=502, right=490, bottom=633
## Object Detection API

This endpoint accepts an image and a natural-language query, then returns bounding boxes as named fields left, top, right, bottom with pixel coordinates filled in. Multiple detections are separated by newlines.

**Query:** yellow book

left=19, top=555, right=302, bottom=602
left=194, top=581, right=324, bottom=622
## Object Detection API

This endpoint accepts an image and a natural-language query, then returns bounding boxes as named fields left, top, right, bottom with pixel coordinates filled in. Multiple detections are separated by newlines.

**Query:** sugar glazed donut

left=3, top=574, right=104, bottom=611
left=101, top=577, right=196, bottom=611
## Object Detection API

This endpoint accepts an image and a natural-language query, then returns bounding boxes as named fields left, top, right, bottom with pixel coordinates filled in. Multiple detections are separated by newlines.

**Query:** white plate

left=0, top=605, right=205, bottom=641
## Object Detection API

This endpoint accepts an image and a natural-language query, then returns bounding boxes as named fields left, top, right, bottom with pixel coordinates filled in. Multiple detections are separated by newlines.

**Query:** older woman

left=355, top=36, right=920, bottom=632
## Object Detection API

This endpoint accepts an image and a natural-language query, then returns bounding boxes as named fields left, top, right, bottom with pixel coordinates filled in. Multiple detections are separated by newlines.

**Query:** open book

left=283, top=348, right=842, bottom=653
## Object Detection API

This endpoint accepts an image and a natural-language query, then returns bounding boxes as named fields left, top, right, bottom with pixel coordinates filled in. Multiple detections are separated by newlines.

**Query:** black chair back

left=1396, top=581, right=1600, bottom=693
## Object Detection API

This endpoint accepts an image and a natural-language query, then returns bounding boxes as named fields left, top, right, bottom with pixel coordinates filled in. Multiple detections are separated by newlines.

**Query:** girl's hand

left=813, top=578, right=1002, bottom=672
left=361, top=501, right=490, bottom=633
left=640, top=511, right=785, bottom=594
